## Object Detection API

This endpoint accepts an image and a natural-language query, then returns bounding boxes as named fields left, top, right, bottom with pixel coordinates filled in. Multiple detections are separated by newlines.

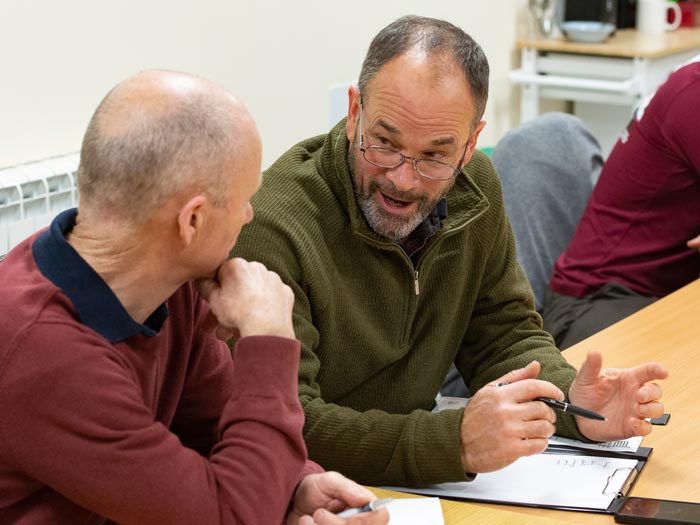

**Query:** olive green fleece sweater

left=232, top=120, right=582, bottom=487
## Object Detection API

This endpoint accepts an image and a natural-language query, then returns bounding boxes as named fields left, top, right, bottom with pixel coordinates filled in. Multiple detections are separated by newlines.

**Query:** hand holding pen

left=495, top=381, right=606, bottom=420
left=534, top=396, right=606, bottom=420
left=337, top=498, right=393, bottom=519
left=459, top=361, right=568, bottom=473
left=292, top=472, right=390, bottom=525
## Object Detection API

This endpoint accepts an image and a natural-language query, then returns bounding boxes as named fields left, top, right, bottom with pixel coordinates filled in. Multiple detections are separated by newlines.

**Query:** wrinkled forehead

left=361, top=52, right=476, bottom=125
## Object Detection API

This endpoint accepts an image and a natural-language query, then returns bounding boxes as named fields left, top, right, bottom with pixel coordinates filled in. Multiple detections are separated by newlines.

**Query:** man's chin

left=367, top=211, right=423, bottom=242
left=356, top=190, right=426, bottom=241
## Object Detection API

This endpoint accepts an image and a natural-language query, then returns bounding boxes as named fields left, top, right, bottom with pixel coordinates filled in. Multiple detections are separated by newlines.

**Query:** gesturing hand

left=569, top=351, right=668, bottom=441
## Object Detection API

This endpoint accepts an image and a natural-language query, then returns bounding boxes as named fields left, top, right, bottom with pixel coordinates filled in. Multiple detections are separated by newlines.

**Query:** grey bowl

left=560, top=21, right=616, bottom=43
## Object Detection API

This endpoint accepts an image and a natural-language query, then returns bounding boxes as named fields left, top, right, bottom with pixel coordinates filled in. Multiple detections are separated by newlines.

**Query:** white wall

left=0, top=0, right=533, bottom=170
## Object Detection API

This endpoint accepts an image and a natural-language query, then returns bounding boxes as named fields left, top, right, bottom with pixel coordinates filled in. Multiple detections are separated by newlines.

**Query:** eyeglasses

left=358, top=102, right=469, bottom=181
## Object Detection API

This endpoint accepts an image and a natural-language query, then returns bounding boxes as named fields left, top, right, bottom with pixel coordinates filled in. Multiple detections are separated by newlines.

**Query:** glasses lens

left=363, top=146, right=456, bottom=180
left=364, top=147, right=402, bottom=168
left=417, top=160, right=455, bottom=180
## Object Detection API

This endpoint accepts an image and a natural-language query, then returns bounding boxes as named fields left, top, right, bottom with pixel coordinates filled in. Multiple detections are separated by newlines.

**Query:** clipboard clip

left=603, top=466, right=638, bottom=497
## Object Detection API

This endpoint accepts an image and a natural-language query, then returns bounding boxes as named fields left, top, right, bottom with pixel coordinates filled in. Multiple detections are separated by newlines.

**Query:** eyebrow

left=375, top=119, right=457, bottom=147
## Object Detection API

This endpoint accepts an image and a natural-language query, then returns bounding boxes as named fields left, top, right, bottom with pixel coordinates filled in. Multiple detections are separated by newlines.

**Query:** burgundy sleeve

left=168, top=325, right=234, bottom=458
left=660, top=76, right=700, bottom=177
left=0, top=331, right=307, bottom=525
left=300, top=460, right=325, bottom=479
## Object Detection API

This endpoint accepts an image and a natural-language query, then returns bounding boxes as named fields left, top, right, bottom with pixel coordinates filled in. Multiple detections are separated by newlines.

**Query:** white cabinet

left=510, top=28, right=700, bottom=156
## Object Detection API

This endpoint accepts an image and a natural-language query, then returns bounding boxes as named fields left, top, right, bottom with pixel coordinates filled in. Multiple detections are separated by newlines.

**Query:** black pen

left=535, top=397, right=607, bottom=421
left=336, top=498, right=392, bottom=518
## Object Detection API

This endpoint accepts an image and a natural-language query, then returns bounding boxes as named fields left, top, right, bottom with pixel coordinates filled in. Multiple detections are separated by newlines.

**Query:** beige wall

left=0, top=0, right=534, bottom=170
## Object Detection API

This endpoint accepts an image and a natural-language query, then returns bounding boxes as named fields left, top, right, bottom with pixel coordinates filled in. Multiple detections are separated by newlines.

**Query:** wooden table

left=369, top=486, right=573, bottom=524
left=373, top=279, right=700, bottom=524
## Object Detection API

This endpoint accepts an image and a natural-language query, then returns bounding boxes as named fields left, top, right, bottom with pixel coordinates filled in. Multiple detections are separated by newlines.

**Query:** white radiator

left=0, top=153, right=80, bottom=260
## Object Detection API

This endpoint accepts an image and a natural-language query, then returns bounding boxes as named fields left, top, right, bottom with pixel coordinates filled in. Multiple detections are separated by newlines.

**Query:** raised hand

left=569, top=351, right=668, bottom=441
left=197, top=258, right=295, bottom=341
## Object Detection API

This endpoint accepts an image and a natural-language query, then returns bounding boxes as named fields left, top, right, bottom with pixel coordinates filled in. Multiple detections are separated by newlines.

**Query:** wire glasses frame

left=358, top=102, right=470, bottom=181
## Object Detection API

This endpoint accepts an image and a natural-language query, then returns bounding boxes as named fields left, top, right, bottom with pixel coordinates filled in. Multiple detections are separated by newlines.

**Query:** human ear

left=177, top=195, right=208, bottom=247
left=462, top=120, right=487, bottom=165
left=346, top=85, right=361, bottom=140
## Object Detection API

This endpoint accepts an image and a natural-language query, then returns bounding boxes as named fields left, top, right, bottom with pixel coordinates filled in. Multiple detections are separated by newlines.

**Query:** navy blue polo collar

left=32, top=208, right=168, bottom=343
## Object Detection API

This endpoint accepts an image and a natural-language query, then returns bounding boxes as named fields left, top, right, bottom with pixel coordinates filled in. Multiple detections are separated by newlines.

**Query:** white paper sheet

left=548, top=434, right=644, bottom=454
left=385, top=453, right=639, bottom=510
left=387, top=497, right=444, bottom=525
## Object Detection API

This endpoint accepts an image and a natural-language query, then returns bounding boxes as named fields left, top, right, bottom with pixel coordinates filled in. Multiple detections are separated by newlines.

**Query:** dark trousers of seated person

left=440, top=364, right=470, bottom=398
left=542, top=281, right=658, bottom=350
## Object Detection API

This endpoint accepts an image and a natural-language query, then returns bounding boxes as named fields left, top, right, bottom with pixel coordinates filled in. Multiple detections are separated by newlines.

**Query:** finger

left=638, top=400, right=665, bottom=419
left=332, top=501, right=355, bottom=514
left=629, top=362, right=669, bottom=385
left=630, top=417, right=653, bottom=437
left=348, top=508, right=389, bottom=524
left=196, top=276, right=219, bottom=302
left=522, top=418, right=557, bottom=439
left=524, top=401, right=558, bottom=424
left=687, top=234, right=700, bottom=248
left=513, top=379, right=565, bottom=403
left=518, top=437, right=550, bottom=457
left=575, top=350, right=603, bottom=387
left=312, top=507, right=389, bottom=525
left=215, top=324, right=238, bottom=342
left=637, top=382, right=663, bottom=403
left=310, top=508, right=344, bottom=524
left=491, top=361, right=541, bottom=387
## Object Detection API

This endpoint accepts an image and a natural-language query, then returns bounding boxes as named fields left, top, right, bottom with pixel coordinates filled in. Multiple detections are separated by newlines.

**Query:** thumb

left=575, top=350, right=603, bottom=387
left=492, top=360, right=541, bottom=386
left=318, top=472, right=375, bottom=507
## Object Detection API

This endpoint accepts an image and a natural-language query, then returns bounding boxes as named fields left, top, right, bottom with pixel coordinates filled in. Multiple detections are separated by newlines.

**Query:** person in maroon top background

left=0, top=70, right=387, bottom=525
left=542, top=58, right=700, bottom=349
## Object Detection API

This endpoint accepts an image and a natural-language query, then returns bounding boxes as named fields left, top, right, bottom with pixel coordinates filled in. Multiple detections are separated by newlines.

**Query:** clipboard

left=383, top=444, right=651, bottom=513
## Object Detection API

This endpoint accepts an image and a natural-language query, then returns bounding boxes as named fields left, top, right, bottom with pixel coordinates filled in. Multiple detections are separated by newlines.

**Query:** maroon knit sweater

left=0, top=211, right=320, bottom=524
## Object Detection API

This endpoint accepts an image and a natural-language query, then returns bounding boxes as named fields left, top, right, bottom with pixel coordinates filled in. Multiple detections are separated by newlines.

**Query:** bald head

left=77, top=70, right=260, bottom=225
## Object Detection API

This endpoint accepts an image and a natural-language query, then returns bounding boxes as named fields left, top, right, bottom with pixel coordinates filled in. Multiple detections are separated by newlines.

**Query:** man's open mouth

left=383, top=193, right=411, bottom=208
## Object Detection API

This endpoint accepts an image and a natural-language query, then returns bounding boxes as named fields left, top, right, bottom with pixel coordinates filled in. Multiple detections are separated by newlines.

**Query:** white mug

left=637, top=0, right=682, bottom=33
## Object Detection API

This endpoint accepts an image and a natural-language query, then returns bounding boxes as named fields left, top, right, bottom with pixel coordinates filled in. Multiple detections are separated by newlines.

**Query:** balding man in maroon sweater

left=0, top=70, right=387, bottom=525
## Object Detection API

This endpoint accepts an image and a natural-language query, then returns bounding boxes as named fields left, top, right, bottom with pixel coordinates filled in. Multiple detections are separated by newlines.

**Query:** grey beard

left=354, top=181, right=429, bottom=242
left=347, top=146, right=430, bottom=241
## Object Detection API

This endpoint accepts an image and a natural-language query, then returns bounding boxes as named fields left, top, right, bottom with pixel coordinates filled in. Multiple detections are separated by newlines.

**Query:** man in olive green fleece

left=231, top=15, right=668, bottom=488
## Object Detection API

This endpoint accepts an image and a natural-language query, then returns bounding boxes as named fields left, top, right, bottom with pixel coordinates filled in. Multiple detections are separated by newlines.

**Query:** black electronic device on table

left=615, top=496, right=700, bottom=524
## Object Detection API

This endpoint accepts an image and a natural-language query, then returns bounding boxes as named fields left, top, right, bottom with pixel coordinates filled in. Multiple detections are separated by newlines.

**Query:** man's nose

left=385, top=158, right=419, bottom=191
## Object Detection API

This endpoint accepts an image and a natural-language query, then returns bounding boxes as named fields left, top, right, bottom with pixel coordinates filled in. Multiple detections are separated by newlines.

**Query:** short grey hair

left=77, top=82, right=240, bottom=224
left=358, top=15, right=489, bottom=125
